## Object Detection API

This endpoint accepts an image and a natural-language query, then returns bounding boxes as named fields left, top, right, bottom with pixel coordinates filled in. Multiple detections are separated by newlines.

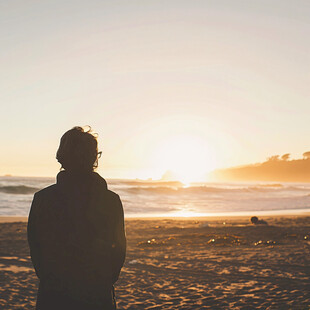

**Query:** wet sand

left=0, top=215, right=309, bottom=309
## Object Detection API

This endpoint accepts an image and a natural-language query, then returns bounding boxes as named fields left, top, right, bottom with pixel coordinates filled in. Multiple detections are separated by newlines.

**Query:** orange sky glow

left=0, top=1, right=309, bottom=181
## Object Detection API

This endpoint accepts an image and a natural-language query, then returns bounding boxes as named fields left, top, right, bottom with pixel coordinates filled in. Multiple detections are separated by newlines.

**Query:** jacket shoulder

left=34, top=184, right=57, bottom=198
left=105, top=189, right=120, bottom=200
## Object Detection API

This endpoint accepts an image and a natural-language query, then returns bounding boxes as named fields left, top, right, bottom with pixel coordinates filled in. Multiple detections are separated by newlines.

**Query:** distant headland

left=209, top=152, right=310, bottom=182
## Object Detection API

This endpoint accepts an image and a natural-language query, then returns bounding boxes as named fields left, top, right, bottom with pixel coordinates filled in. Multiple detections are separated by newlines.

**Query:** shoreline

left=1, top=210, right=309, bottom=223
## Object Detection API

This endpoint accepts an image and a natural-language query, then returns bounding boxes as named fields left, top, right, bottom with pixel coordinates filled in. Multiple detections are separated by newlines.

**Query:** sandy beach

left=0, top=215, right=309, bottom=309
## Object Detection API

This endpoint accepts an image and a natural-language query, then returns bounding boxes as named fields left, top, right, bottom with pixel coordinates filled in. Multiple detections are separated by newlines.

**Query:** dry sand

left=0, top=215, right=309, bottom=309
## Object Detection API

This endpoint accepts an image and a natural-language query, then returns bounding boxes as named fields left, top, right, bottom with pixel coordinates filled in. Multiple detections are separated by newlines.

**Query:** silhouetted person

left=28, top=126, right=126, bottom=310
left=250, top=216, right=268, bottom=225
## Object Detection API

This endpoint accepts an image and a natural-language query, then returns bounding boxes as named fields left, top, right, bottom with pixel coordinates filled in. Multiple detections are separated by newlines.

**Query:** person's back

left=27, top=127, right=126, bottom=310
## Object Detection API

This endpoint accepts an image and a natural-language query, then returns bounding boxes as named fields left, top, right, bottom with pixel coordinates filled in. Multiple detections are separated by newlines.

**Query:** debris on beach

left=254, top=240, right=276, bottom=246
left=138, top=238, right=168, bottom=247
left=206, top=234, right=243, bottom=246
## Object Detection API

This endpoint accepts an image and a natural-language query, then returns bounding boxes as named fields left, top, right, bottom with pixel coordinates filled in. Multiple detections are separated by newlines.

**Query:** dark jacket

left=27, top=171, right=126, bottom=310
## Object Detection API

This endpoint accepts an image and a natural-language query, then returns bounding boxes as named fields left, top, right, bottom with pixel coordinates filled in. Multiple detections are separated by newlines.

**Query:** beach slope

left=0, top=216, right=309, bottom=309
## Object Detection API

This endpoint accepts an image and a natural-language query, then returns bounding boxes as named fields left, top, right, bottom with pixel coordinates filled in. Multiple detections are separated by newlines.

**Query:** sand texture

left=0, top=216, right=310, bottom=309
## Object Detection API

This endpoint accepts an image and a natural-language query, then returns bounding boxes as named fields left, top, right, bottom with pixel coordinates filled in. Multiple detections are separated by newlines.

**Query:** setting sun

left=152, top=134, right=216, bottom=183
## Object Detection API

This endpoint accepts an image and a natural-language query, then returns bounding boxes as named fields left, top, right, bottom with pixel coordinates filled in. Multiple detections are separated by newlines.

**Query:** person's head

left=250, top=216, right=258, bottom=224
left=56, top=126, right=100, bottom=173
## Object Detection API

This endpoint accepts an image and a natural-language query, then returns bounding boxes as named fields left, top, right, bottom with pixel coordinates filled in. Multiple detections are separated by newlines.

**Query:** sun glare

left=153, top=135, right=216, bottom=183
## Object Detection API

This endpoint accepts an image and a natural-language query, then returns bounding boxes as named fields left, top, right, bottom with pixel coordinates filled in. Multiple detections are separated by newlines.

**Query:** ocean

left=0, top=176, right=310, bottom=218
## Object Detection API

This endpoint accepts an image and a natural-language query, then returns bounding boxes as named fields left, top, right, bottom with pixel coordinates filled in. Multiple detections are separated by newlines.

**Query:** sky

left=0, top=0, right=309, bottom=180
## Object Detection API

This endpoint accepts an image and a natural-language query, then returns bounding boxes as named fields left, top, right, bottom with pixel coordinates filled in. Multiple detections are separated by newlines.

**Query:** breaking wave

left=0, top=185, right=39, bottom=195
left=122, top=184, right=309, bottom=195
left=1, top=176, right=310, bottom=216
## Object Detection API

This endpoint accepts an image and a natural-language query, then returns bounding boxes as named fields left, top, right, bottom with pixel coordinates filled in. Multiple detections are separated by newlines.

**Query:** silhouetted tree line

left=210, top=151, right=310, bottom=182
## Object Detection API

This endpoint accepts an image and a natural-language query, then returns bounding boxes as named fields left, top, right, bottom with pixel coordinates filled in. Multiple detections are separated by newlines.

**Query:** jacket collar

left=56, top=170, right=108, bottom=190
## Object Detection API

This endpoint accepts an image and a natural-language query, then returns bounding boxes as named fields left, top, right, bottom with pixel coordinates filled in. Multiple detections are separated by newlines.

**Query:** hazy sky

left=1, top=1, right=309, bottom=179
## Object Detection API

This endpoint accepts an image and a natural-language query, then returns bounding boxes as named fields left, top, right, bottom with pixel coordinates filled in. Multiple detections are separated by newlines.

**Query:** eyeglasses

left=97, top=151, right=102, bottom=158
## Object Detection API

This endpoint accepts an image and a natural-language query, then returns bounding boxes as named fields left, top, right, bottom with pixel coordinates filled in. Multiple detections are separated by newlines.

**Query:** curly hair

left=56, top=126, right=99, bottom=172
